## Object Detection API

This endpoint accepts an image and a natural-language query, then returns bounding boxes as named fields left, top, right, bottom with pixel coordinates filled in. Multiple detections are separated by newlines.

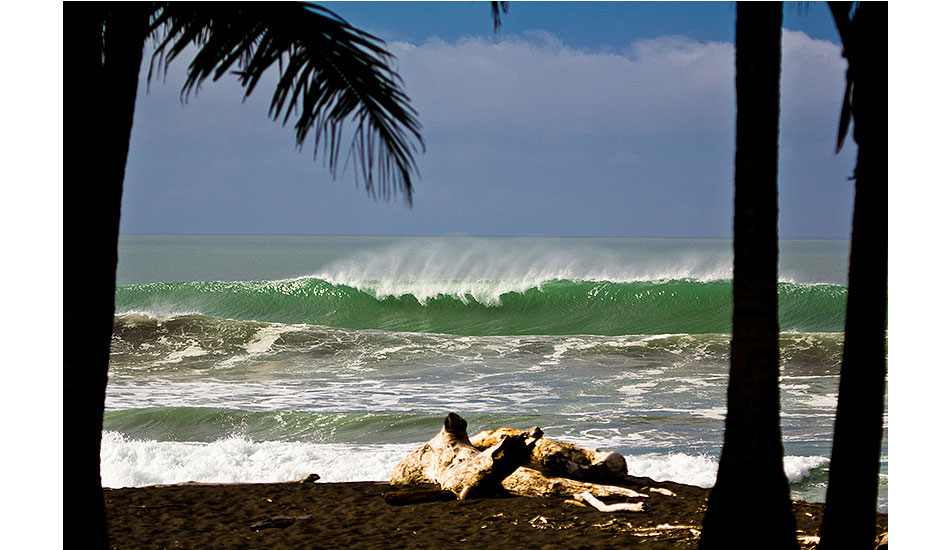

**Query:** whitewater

left=104, top=235, right=887, bottom=511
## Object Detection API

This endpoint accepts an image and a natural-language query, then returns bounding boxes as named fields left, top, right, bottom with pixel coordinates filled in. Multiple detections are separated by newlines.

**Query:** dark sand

left=105, top=477, right=887, bottom=549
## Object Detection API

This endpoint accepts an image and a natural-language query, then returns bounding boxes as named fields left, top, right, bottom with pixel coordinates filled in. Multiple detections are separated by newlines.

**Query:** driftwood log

left=469, top=427, right=627, bottom=482
left=390, top=413, right=648, bottom=503
left=390, top=413, right=538, bottom=500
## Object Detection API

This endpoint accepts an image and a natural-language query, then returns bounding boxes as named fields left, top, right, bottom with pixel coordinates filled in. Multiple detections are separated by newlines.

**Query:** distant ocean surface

left=104, top=235, right=887, bottom=511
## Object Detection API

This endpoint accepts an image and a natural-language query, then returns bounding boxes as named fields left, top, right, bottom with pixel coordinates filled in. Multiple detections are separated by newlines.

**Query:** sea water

left=103, top=235, right=887, bottom=511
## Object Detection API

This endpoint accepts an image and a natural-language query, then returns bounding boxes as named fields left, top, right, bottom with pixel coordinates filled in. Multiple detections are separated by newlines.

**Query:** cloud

left=389, top=29, right=846, bottom=140
left=779, top=29, right=849, bottom=133
left=122, top=28, right=854, bottom=237
left=390, top=32, right=735, bottom=140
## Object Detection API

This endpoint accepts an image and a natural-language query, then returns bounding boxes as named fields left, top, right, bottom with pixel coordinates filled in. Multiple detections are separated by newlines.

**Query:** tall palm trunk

left=64, top=4, right=149, bottom=547
left=699, top=3, right=797, bottom=548
left=63, top=5, right=433, bottom=549
left=819, top=3, right=888, bottom=548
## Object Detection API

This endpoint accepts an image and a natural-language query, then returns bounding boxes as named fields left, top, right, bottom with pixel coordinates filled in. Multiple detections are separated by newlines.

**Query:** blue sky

left=121, top=1, right=858, bottom=238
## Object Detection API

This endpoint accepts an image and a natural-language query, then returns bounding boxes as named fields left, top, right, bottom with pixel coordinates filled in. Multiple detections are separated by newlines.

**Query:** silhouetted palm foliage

left=147, top=2, right=424, bottom=203
left=829, top=2, right=855, bottom=154
left=491, top=1, right=510, bottom=32
left=65, top=3, right=439, bottom=548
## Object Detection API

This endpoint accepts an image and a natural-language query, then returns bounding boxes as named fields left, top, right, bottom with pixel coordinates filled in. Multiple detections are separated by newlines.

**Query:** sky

left=121, top=1, right=859, bottom=239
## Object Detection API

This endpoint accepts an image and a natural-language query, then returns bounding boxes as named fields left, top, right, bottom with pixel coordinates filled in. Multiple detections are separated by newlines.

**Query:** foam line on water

left=625, top=452, right=830, bottom=488
left=100, top=431, right=418, bottom=488
left=102, top=432, right=833, bottom=491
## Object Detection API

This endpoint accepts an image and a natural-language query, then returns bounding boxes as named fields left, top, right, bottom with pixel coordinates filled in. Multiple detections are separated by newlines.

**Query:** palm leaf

left=828, top=1, right=855, bottom=154
left=147, top=2, right=424, bottom=204
left=491, top=2, right=509, bottom=33
left=835, top=75, right=853, bottom=154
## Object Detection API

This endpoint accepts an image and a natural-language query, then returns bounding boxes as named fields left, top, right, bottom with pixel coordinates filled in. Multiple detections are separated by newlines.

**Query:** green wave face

left=114, top=278, right=846, bottom=336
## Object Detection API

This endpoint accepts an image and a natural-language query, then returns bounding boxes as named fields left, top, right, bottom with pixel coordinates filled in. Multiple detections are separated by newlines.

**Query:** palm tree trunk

left=819, top=3, right=888, bottom=548
left=64, top=4, right=148, bottom=547
left=699, top=3, right=797, bottom=548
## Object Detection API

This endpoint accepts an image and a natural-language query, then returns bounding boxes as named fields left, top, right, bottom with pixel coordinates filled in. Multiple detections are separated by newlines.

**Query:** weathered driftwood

left=470, top=427, right=627, bottom=482
left=390, top=413, right=537, bottom=499
left=390, top=413, right=648, bottom=504
left=470, top=426, right=644, bottom=499
left=574, top=491, right=645, bottom=513
left=497, top=466, right=647, bottom=499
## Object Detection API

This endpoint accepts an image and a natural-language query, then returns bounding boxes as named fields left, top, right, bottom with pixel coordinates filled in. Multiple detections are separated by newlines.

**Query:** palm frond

left=491, top=2, right=510, bottom=33
left=828, top=1, right=855, bottom=153
left=835, top=72, right=853, bottom=154
left=147, top=2, right=424, bottom=204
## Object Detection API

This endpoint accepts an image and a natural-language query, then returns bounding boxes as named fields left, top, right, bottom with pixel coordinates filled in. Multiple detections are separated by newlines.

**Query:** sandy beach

left=104, top=476, right=887, bottom=549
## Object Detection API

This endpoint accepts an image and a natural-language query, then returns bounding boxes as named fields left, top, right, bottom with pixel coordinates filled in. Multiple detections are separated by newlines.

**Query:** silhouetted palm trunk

left=64, top=3, right=149, bottom=547
left=819, top=3, right=888, bottom=548
left=699, top=3, right=797, bottom=548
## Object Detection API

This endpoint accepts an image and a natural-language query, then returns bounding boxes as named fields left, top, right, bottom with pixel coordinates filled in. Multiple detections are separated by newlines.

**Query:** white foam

left=627, top=452, right=720, bottom=487
left=213, top=324, right=298, bottom=369
left=625, top=452, right=830, bottom=489
left=691, top=407, right=727, bottom=420
left=101, top=431, right=834, bottom=495
left=244, top=326, right=285, bottom=355
left=797, top=393, right=839, bottom=410
left=783, top=455, right=830, bottom=483
left=162, top=341, right=208, bottom=364
left=539, top=338, right=605, bottom=365
left=664, top=377, right=717, bottom=390
left=100, top=431, right=417, bottom=488
left=618, top=382, right=658, bottom=396
left=115, top=309, right=203, bottom=322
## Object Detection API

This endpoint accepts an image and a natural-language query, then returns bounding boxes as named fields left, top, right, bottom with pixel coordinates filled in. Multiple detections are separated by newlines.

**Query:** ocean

left=103, top=235, right=887, bottom=511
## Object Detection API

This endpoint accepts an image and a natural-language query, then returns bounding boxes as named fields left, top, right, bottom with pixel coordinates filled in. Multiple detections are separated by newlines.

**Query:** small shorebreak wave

left=99, top=430, right=845, bottom=508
